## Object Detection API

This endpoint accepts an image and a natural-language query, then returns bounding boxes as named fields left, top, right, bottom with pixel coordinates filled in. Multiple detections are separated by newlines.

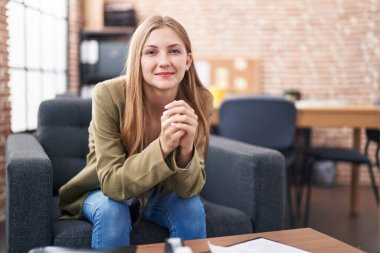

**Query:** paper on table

left=208, top=238, right=311, bottom=253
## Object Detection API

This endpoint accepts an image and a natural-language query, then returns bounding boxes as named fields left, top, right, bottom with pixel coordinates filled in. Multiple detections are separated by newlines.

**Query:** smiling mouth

left=155, top=72, right=174, bottom=77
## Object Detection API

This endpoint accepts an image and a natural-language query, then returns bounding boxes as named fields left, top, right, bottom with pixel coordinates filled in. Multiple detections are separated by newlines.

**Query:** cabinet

left=80, top=0, right=136, bottom=87
left=80, top=29, right=133, bottom=86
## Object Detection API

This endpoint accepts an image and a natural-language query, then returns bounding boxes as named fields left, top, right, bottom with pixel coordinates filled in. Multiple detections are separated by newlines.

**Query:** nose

left=158, top=53, right=170, bottom=68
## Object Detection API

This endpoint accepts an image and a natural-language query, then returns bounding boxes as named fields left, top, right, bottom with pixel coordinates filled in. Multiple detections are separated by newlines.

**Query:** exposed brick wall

left=71, top=0, right=380, bottom=185
left=106, top=0, right=380, bottom=185
left=68, top=0, right=83, bottom=94
left=0, top=0, right=10, bottom=221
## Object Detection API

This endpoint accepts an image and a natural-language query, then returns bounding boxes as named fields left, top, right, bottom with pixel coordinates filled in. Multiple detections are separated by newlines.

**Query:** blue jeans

left=83, top=189, right=206, bottom=249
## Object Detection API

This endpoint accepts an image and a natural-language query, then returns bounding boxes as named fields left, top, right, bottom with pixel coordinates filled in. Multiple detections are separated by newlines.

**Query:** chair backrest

left=218, top=96, right=296, bottom=151
left=36, top=98, right=92, bottom=195
left=366, top=99, right=380, bottom=143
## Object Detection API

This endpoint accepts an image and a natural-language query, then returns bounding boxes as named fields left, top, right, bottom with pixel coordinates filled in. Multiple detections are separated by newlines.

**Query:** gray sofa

left=6, top=98, right=285, bottom=253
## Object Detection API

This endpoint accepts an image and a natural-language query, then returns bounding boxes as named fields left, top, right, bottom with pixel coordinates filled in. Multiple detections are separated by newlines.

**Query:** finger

left=169, top=114, right=198, bottom=127
left=161, top=113, right=170, bottom=122
left=162, top=129, right=185, bottom=143
left=164, top=100, right=194, bottom=112
left=164, top=124, right=183, bottom=136
left=159, top=126, right=184, bottom=151
left=161, top=115, right=184, bottom=135
left=159, top=127, right=184, bottom=156
left=170, top=122, right=196, bottom=135
left=161, top=115, right=172, bottom=128
left=171, top=129, right=186, bottom=139
left=163, top=106, right=198, bottom=121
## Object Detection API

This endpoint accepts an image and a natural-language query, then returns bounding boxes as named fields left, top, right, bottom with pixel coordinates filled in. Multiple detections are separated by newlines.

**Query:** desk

left=211, top=103, right=380, bottom=215
left=137, top=228, right=363, bottom=253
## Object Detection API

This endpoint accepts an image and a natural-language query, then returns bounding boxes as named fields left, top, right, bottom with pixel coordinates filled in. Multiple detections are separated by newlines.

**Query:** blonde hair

left=121, top=15, right=212, bottom=157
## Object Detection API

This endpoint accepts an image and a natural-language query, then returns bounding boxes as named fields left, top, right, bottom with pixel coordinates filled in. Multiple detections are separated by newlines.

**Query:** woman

left=58, top=15, right=213, bottom=249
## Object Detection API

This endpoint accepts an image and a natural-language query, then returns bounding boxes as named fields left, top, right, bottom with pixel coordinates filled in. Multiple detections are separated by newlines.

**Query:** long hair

left=121, top=15, right=212, bottom=157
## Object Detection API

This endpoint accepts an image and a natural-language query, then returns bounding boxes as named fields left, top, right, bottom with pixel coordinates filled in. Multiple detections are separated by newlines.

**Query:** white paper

left=194, top=61, right=211, bottom=87
left=87, top=40, right=99, bottom=64
left=208, top=238, right=311, bottom=253
left=80, top=40, right=99, bottom=64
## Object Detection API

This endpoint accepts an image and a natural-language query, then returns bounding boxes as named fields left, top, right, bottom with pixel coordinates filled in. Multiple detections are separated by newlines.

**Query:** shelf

left=81, top=26, right=135, bottom=37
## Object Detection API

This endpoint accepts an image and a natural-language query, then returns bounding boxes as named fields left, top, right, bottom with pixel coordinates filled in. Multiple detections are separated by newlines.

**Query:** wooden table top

left=296, top=104, right=380, bottom=128
left=211, top=103, right=380, bottom=128
left=136, top=228, right=363, bottom=253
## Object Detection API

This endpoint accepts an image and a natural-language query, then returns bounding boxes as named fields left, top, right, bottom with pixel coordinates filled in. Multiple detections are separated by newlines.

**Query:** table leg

left=350, top=128, right=361, bottom=216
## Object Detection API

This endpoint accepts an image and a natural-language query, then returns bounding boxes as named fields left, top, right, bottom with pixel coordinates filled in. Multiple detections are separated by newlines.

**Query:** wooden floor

left=0, top=185, right=377, bottom=253
left=305, top=185, right=378, bottom=253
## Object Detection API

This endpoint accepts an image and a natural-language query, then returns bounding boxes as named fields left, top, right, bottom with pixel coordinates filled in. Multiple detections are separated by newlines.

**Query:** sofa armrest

left=6, top=133, right=53, bottom=253
left=202, top=135, right=286, bottom=232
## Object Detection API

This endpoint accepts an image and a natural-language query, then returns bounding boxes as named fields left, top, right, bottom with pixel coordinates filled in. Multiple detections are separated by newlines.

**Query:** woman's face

left=141, top=27, right=191, bottom=95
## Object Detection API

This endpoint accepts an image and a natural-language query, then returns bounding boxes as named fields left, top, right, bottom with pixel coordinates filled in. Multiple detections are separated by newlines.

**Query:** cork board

left=195, top=58, right=261, bottom=94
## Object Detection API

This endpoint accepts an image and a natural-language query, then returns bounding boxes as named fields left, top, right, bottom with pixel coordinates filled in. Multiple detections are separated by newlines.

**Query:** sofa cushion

left=202, top=199, right=254, bottom=237
left=53, top=219, right=92, bottom=248
left=36, top=99, right=92, bottom=194
left=52, top=197, right=253, bottom=247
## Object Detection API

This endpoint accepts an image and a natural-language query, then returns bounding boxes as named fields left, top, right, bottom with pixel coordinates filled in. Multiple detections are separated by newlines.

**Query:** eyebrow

left=143, top=44, right=183, bottom=49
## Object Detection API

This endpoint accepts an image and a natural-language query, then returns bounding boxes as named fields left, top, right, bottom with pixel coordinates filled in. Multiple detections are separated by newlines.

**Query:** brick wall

left=105, top=0, right=380, bottom=185
left=115, top=1, right=380, bottom=102
left=68, top=0, right=83, bottom=94
left=71, top=1, right=380, bottom=185
left=0, top=0, right=10, bottom=220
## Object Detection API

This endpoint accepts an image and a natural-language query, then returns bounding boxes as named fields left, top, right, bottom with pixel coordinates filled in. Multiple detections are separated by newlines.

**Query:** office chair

left=365, top=129, right=380, bottom=167
left=218, top=96, right=297, bottom=227
left=364, top=99, right=380, bottom=167
left=303, top=138, right=379, bottom=226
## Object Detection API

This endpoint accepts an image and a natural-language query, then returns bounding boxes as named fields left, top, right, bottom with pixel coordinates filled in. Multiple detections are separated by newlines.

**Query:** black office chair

left=365, top=129, right=380, bottom=167
left=364, top=99, right=380, bottom=167
left=218, top=96, right=297, bottom=227
left=303, top=138, right=379, bottom=226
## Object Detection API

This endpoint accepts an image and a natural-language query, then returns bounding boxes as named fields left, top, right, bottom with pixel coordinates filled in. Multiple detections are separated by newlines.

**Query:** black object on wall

left=80, top=30, right=133, bottom=86
left=104, top=8, right=137, bottom=27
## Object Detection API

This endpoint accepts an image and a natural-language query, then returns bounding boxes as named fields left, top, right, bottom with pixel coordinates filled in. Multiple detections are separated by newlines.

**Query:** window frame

left=7, top=0, right=69, bottom=132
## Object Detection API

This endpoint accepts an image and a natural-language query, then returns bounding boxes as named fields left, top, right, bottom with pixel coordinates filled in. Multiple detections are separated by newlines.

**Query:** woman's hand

left=159, top=110, right=186, bottom=158
left=161, top=100, right=198, bottom=166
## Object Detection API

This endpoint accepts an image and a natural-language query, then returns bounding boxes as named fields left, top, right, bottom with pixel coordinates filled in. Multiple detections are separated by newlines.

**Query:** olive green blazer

left=59, top=77, right=210, bottom=219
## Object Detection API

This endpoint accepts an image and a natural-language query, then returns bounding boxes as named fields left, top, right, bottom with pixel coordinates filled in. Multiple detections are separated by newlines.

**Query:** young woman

left=58, top=15, right=213, bottom=249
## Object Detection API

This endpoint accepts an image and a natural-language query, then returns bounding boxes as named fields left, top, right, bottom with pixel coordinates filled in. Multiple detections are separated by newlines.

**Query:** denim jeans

left=83, top=189, right=206, bottom=249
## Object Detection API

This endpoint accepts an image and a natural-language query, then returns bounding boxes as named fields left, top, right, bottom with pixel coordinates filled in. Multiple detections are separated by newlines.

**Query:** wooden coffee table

left=136, top=228, right=364, bottom=253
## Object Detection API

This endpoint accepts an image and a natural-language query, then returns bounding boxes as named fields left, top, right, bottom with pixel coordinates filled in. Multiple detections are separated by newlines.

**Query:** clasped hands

left=159, top=100, right=197, bottom=167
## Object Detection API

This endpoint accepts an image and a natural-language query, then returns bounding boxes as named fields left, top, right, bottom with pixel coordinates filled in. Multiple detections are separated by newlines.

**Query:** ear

left=186, top=52, right=192, bottom=70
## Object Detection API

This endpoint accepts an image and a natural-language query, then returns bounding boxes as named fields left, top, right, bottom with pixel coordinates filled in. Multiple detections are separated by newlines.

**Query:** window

left=7, top=0, right=68, bottom=132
